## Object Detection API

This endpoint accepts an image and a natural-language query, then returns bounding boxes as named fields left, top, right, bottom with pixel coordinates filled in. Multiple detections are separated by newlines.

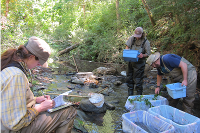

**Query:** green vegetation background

left=1, top=0, right=200, bottom=80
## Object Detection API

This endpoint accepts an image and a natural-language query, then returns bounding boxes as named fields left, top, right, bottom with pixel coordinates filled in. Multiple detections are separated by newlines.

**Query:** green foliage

left=128, top=94, right=161, bottom=107
left=120, top=0, right=148, bottom=30
left=160, top=36, right=171, bottom=51
left=1, top=0, right=200, bottom=69
left=128, top=95, right=144, bottom=103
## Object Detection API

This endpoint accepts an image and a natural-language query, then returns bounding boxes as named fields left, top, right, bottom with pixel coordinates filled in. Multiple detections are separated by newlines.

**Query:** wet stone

left=114, top=81, right=123, bottom=86
left=149, top=80, right=156, bottom=84
left=111, top=100, right=120, bottom=104
left=89, top=83, right=98, bottom=88
left=79, top=99, right=107, bottom=113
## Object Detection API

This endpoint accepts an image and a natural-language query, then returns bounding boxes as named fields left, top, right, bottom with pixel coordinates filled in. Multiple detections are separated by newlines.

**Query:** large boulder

left=79, top=99, right=107, bottom=113
left=92, top=67, right=117, bottom=76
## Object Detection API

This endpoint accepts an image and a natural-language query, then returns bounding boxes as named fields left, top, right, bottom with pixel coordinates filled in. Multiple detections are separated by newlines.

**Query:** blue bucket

left=166, top=83, right=186, bottom=99
left=123, top=49, right=140, bottom=62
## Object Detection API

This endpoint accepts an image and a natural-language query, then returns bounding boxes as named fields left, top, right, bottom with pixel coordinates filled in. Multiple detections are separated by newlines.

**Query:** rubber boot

left=128, top=88, right=134, bottom=96
left=136, top=91, right=142, bottom=95
left=135, top=87, right=143, bottom=95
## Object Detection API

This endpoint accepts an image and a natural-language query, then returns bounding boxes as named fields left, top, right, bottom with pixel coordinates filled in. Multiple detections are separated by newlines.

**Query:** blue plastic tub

left=125, top=95, right=169, bottom=111
left=123, top=49, right=140, bottom=62
left=148, top=105, right=200, bottom=133
left=122, top=110, right=175, bottom=133
left=166, top=83, right=186, bottom=99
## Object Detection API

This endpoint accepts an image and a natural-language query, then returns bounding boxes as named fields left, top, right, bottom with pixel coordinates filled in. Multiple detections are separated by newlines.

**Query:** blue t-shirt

left=157, top=54, right=181, bottom=75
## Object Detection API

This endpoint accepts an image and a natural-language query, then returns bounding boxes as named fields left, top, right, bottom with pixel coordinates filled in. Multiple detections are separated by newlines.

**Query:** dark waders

left=126, top=58, right=146, bottom=96
left=126, top=37, right=147, bottom=96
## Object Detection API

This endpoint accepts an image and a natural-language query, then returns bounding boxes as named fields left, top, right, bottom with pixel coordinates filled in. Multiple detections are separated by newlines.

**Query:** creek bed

left=33, top=59, right=200, bottom=133
left=45, top=73, right=155, bottom=133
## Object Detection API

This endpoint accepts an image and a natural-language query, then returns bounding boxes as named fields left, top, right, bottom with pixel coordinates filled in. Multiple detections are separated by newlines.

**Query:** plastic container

left=123, top=49, right=140, bottom=62
left=122, top=110, right=175, bottom=133
left=148, top=105, right=200, bottom=133
left=125, top=95, right=169, bottom=111
left=166, top=83, right=186, bottom=99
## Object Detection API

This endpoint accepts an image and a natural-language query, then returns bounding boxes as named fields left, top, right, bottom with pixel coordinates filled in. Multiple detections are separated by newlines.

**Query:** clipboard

left=47, top=102, right=73, bottom=113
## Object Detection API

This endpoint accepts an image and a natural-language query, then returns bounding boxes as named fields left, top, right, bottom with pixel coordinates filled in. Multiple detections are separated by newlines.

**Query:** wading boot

left=128, top=88, right=134, bottom=96
left=136, top=90, right=142, bottom=95
left=135, top=87, right=143, bottom=95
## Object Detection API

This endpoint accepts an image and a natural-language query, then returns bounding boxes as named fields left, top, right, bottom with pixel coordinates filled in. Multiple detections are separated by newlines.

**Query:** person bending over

left=146, top=52, right=197, bottom=114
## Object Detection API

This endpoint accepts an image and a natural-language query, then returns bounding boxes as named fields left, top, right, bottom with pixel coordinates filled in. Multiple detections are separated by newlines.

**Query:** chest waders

left=160, top=56, right=197, bottom=114
left=126, top=38, right=147, bottom=96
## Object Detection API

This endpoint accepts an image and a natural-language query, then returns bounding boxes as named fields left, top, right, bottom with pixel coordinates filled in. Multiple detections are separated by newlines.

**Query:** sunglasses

left=34, top=55, right=39, bottom=60
left=151, top=58, right=159, bottom=66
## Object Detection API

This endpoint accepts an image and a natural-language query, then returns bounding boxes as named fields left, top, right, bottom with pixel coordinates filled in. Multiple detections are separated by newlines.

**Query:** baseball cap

left=25, top=36, right=51, bottom=67
left=133, top=27, right=143, bottom=38
left=146, top=52, right=160, bottom=66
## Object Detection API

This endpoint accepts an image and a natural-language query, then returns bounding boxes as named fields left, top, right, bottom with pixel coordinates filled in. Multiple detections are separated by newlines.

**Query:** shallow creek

left=39, top=58, right=200, bottom=133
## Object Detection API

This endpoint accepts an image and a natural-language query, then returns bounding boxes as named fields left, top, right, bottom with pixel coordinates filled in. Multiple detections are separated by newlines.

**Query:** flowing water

left=44, top=58, right=200, bottom=133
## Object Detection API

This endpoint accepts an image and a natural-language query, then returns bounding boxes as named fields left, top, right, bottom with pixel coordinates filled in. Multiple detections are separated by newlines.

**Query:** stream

left=47, top=58, right=134, bottom=133
left=33, top=58, right=200, bottom=133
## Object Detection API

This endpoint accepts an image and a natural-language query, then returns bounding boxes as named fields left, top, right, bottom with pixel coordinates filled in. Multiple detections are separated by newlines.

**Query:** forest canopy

left=1, top=0, right=200, bottom=76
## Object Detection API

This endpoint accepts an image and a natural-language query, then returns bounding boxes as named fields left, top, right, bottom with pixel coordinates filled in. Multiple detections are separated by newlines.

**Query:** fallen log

left=58, top=43, right=80, bottom=56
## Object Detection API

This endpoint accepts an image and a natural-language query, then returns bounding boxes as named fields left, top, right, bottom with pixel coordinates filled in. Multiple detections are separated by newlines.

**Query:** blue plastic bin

left=125, top=95, right=169, bottom=111
left=122, top=110, right=175, bottom=133
left=166, top=83, right=186, bottom=99
left=123, top=49, right=140, bottom=62
left=148, top=105, right=200, bottom=133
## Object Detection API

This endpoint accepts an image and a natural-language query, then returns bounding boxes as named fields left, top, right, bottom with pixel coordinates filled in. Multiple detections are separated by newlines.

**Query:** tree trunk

left=58, top=43, right=80, bottom=56
left=141, top=0, right=156, bottom=27
left=83, top=4, right=85, bottom=19
left=116, top=0, right=120, bottom=33
left=5, top=0, right=10, bottom=17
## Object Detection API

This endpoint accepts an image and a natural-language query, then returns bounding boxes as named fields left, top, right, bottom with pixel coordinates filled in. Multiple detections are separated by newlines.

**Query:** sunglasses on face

left=151, top=58, right=159, bottom=66
left=34, top=55, right=39, bottom=60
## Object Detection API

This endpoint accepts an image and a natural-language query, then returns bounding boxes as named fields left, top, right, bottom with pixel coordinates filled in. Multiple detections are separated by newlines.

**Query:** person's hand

left=36, top=95, right=51, bottom=103
left=155, top=87, right=160, bottom=94
left=181, top=79, right=188, bottom=86
left=138, top=53, right=143, bottom=58
left=35, top=100, right=55, bottom=113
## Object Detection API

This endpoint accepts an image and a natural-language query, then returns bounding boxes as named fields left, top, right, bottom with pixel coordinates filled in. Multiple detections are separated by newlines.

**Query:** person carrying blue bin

left=125, top=27, right=151, bottom=96
left=146, top=52, right=197, bottom=115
